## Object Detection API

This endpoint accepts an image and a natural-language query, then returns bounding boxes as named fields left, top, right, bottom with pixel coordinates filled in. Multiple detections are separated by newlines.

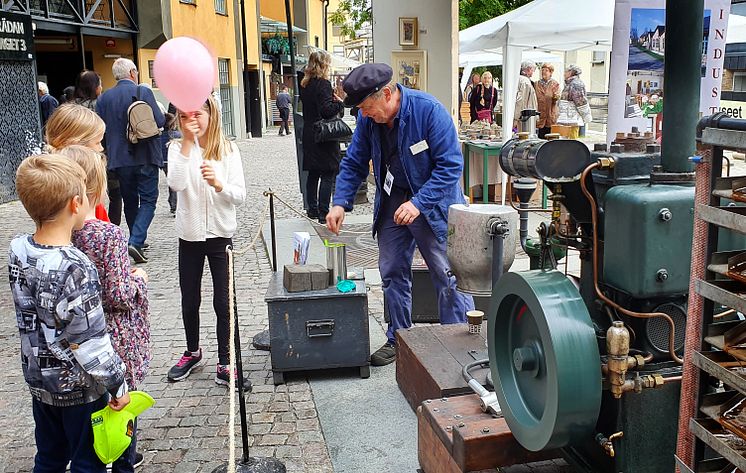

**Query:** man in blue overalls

left=326, top=64, right=474, bottom=366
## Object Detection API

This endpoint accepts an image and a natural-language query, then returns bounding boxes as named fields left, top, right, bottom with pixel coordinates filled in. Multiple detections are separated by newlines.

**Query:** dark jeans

left=32, top=396, right=107, bottom=473
left=107, top=170, right=122, bottom=226
left=116, top=164, right=159, bottom=247
left=306, top=170, right=335, bottom=218
left=279, top=108, right=290, bottom=134
left=179, top=237, right=232, bottom=365
left=161, top=165, right=177, bottom=212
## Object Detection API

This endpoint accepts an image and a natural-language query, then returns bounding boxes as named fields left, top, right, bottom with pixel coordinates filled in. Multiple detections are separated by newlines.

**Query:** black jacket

left=299, top=77, right=344, bottom=172
left=468, top=84, right=496, bottom=123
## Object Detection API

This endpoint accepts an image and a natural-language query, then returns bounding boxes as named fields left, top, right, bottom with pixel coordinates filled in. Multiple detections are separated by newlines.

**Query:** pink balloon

left=153, top=37, right=215, bottom=112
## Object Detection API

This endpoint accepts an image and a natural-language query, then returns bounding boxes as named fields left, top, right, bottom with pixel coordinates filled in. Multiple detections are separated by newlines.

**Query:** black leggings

left=179, top=237, right=232, bottom=365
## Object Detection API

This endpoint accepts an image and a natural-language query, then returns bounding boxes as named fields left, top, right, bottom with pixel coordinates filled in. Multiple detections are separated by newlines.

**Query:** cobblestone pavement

left=0, top=130, right=573, bottom=473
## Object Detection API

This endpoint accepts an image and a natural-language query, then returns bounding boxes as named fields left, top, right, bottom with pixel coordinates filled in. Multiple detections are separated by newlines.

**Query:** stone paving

left=0, top=130, right=573, bottom=473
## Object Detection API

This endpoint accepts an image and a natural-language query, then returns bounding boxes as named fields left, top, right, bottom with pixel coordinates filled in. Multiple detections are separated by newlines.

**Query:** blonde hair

left=178, top=95, right=230, bottom=161
left=481, top=71, right=493, bottom=81
left=45, top=104, right=106, bottom=152
left=541, top=63, right=555, bottom=73
left=16, top=154, right=86, bottom=226
left=301, top=50, right=331, bottom=87
left=57, top=145, right=107, bottom=205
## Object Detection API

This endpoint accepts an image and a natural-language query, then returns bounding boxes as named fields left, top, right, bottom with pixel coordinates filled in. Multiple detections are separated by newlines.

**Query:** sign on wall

left=607, top=0, right=729, bottom=141
left=0, top=11, right=33, bottom=62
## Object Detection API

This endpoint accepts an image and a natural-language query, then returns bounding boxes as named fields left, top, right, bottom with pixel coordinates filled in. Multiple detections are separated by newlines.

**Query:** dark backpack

left=127, top=87, right=160, bottom=144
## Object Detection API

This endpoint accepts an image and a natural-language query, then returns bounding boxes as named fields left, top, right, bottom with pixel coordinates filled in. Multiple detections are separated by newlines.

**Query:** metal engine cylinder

left=447, top=204, right=518, bottom=296
left=499, top=137, right=592, bottom=182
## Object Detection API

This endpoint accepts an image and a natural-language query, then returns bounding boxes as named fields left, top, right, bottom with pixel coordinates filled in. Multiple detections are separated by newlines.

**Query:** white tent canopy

left=459, top=50, right=561, bottom=91
left=458, top=0, right=615, bottom=203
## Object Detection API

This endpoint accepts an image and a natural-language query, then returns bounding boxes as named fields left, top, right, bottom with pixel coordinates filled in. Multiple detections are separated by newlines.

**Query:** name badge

left=384, top=168, right=394, bottom=196
left=410, top=140, right=429, bottom=155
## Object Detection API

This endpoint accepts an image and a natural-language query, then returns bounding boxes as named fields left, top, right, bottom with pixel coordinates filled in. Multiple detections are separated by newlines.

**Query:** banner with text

left=606, top=0, right=730, bottom=143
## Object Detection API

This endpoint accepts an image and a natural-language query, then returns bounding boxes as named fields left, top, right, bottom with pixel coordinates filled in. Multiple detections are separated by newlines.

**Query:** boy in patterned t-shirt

left=8, top=154, right=130, bottom=472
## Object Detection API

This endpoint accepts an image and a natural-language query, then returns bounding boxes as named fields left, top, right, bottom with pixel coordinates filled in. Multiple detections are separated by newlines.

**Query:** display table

left=264, top=272, right=370, bottom=384
left=461, top=141, right=502, bottom=203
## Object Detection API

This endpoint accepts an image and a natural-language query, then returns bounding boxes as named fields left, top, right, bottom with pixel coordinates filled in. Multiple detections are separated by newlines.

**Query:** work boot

left=370, top=342, right=396, bottom=366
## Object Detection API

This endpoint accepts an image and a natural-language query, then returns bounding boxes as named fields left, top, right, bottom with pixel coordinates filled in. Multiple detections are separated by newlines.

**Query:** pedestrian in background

left=535, top=63, right=560, bottom=138
left=65, top=145, right=150, bottom=472
left=37, top=81, right=58, bottom=127
left=514, top=61, right=538, bottom=130
left=160, top=112, right=181, bottom=214
left=469, top=71, right=497, bottom=123
left=166, top=96, right=250, bottom=391
left=299, top=50, right=344, bottom=224
left=59, top=85, right=75, bottom=105
left=558, top=64, right=593, bottom=139
left=276, top=84, right=292, bottom=136
left=97, top=58, right=165, bottom=263
left=74, top=70, right=103, bottom=111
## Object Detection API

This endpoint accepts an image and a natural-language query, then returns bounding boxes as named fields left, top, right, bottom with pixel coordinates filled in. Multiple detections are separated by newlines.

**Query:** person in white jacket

left=165, top=95, right=251, bottom=391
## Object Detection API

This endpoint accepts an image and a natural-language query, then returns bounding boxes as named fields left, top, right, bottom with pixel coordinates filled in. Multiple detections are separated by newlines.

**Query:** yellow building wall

left=168, top=0, right=240, bottom=85
left=137, top=48, right=158, bottom=89
left=261, top=0, right=293, bottom=22
left=307, top=0, right=324, bottom=48
left=243, top=0, right=261, bottom=66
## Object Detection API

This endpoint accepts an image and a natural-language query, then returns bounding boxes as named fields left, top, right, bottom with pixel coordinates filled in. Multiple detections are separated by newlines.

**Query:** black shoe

left=142, top=243, right=150, bottom=250
left=307, top=211, right=319, bottom=219
left=279, top=132, right=285, bottom=136
left=167, top=349, right=203, bottom=381
left=370, top=342, right=396, bottom=366
left=128, top=245, right=148, bottom=264
left=286, top=130, right=292, bottom=135
left=170, top=208, right=176, bottom=214
left=318, top=215, right=327, bottom=225
left=215, top=363, right=252, bottom=392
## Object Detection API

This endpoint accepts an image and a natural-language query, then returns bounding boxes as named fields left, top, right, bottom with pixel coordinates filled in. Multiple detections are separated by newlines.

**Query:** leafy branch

left=330, top=0, right=371, bottom=39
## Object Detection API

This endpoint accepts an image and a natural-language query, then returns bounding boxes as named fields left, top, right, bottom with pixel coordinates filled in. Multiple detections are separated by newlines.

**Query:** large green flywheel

left=488, top=270, right=602, bottom=452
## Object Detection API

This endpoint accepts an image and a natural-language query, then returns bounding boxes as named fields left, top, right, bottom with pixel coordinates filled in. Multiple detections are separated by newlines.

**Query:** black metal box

left=265, top=272, right=370, bottom=384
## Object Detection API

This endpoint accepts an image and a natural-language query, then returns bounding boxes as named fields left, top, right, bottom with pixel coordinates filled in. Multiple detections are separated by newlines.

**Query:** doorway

left=36, top=50, right=93, bottom=101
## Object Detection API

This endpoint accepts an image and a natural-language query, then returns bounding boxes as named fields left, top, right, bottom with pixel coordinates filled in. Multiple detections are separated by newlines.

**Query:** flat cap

left=342, top=63, right=393, bottom=107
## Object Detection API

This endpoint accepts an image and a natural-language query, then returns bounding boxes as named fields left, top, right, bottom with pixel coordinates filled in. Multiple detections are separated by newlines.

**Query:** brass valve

left=596, top=431, right=624, bottom=457
left=597, top=156, right=616, bottom=169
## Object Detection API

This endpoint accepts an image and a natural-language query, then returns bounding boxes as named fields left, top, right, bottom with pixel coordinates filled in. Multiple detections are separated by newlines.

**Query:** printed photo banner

left=607, top=0, right=730, bottom=143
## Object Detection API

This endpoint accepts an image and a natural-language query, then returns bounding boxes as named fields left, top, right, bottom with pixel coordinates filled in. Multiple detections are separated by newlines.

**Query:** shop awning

left=260, top=16, right=307, bottom=35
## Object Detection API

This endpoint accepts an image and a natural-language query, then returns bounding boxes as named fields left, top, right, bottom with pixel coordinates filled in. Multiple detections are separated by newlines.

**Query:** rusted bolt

left=458, top=422, right=465, bottom=428
left=482, top=427, right=491, bottom=433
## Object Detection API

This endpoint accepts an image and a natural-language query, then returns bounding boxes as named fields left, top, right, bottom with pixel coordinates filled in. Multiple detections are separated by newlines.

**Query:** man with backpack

left=97, top=58, right=165, bottom=263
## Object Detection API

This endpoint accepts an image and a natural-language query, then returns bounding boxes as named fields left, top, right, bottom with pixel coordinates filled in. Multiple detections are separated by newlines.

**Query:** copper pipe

left=664, top=375, right=683, bottom=383
left=714, top=308, right=736, bottom=319
left=580, top=162, right=684, bottom=365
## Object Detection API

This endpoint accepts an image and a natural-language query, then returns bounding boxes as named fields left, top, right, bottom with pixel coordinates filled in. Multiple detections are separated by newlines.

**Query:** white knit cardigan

left=167, top=140, right=246, bottom=242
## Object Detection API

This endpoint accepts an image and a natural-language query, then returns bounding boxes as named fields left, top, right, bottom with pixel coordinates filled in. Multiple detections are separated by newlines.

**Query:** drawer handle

left=307, top=319, right=335, bottom=338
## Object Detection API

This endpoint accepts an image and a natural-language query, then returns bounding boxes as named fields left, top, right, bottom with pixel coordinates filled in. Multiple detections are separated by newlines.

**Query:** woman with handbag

left=557, top=64, right=593, bottom=139
left=300, top=50, right=345, bottom=223
left=468, top=71, right=497, bottom=123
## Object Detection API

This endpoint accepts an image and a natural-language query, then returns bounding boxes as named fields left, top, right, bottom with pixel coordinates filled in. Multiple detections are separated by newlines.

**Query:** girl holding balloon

left=164, top=95, right=250, bottom=391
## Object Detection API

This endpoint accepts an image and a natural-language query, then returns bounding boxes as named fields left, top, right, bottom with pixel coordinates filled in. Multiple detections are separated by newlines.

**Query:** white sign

left=607, top=0, right=730, bottom=143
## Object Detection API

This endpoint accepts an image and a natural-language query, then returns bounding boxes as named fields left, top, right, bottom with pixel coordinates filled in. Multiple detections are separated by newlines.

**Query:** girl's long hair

left=301, top=50, right=331, bottom=87
left=45, top=103, right=105, bottom=152
left=178, top=95, right=231, bottom=161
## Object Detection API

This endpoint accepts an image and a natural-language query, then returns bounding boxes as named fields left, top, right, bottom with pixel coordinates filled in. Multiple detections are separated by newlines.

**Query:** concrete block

left=283, top=264, right=329, bottom=292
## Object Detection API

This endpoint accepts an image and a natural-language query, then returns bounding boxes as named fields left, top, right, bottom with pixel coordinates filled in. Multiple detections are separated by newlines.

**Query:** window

left=315, top=36, right=319, bottom=47
left=591, top=51, right=605, bottom=64
left=734, top=72, right=746, bottom=92
left=214, top=0, right=226, bottom=14
left=148, top=60, right=157, bottom=88
left=180, top=0, right=196, bottom=4
left=218, top=58, right=234, bottom=136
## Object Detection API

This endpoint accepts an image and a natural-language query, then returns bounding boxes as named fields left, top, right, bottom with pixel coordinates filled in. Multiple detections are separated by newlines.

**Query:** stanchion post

left=269, top=190, right=277, bottom=272
left=230, top=248, right=251, bottom=463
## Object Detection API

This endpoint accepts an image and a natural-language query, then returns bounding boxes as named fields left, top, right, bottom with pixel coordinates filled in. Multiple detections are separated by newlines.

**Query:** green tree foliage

left=330, top=0, right=372, bottom=39
left=459, top=0, right=533, bottom=30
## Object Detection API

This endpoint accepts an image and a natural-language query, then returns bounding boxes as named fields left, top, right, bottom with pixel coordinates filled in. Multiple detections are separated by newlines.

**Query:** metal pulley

left=488, top=270, right=601, bottom=451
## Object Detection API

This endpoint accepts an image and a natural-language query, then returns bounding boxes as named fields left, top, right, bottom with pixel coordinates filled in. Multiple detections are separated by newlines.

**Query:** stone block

left=283, top=264, right=329, bottom=292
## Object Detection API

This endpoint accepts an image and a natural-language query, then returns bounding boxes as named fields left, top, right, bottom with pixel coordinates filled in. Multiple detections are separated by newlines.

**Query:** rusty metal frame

left=1, top=0, right=138, bottom=33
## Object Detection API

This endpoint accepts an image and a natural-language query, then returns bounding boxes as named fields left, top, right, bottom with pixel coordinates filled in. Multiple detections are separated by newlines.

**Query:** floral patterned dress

left=72, top=219, right=151, bottom=389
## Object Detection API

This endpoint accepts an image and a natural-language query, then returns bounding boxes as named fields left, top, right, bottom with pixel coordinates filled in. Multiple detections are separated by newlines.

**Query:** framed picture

left=391, top=50, right=427, bottom=91
left=399, top=17, right=418, bottom=47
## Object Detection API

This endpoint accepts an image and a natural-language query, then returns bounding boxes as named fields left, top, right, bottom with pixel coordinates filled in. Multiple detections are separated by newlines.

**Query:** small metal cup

left=466, top=310, right=484, bottom=334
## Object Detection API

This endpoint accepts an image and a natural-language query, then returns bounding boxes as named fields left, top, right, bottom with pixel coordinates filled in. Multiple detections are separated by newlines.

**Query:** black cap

left=342, top=63, right=393, bottom=107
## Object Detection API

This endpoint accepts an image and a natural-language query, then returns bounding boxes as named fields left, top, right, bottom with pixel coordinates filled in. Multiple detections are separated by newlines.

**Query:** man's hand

left=326, top=206, right=346, bottom=235
left=108, top=392, right=130, bottom=411
left=394, top=201, right=421, bottom=225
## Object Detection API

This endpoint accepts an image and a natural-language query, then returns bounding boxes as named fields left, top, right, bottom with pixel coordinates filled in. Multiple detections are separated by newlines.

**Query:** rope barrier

left=268, top=191, right=371, bottom=235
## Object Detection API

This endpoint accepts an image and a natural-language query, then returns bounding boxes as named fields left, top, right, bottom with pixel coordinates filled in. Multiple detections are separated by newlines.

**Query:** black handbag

left=313, top=117, right=352, bottom=143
